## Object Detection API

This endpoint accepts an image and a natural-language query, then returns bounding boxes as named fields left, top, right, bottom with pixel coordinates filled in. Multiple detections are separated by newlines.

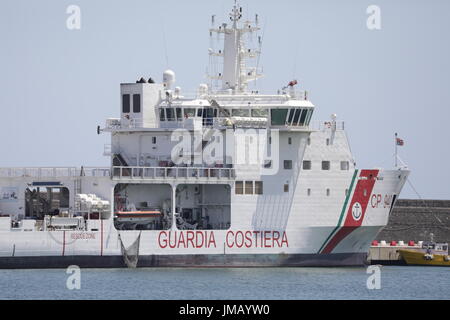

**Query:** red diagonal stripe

left=322, top=169, right=379, bottom=254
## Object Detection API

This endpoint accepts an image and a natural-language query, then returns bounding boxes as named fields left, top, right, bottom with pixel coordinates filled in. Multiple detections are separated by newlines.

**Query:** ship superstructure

left=0, top=4, right=409, bottom=268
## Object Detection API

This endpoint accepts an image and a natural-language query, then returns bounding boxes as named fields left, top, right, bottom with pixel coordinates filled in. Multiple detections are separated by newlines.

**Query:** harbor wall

left=376, top=199, right=450, bottom=243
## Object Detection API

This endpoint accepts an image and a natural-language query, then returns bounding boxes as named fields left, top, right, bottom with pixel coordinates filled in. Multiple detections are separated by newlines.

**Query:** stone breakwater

left=376, top=199, right=450, bottom=243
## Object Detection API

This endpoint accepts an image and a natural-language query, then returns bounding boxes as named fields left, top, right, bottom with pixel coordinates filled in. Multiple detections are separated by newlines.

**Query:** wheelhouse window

left=122, top=94, right=130, bottom=113
left=299, top=109, right=308, bottom=126
left=251, top=109, right=268, bottom=117
left=176, top=108, right=182, bottom=121
left=322, top=161, right=330, bottom=170
left=270, top=109, right=288, bottom=126
left=133, top=94, right=141, bottom=113
left=184, top=108, right=195, bottom=118
left=166, top=108, right=175, bottom=121
left=159, top=108, right=165, bottom=121
left=293, top=108, right=301, bottom=124
left=287, top=109, right=295, bottom=124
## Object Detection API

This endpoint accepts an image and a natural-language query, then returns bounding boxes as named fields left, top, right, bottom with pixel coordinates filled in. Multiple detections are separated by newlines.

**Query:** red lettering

left=253, top=231, right=260, bottom=247
left=244, top=231, right=252, bottom=248
left=264, top=231, right=270, bottom=247
left=169, top=231, right=176, bottom=248
left=178, top=232, right=186, bottom=248
left=281, top=232, right=289, bottom=247
left=226, top=231, right=234, bottom=248
left=273, top=231, right=280, bottom=247
left=195, top=231, right=204, bottom=248
left=208, top=231, right=216, bottom=248
left=158, top=231, right=167, bottom=248
left=186, top=231, right=195, bottom=248
left=235, top=231, right=244, bottom=248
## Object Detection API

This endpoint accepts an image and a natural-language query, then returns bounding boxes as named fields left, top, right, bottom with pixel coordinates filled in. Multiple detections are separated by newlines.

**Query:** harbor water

left=0, top=266, right=448, bottom=300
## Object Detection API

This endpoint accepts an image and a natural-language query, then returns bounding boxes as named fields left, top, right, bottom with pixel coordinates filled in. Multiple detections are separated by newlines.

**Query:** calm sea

left=0, top=266, right=448, bottom=300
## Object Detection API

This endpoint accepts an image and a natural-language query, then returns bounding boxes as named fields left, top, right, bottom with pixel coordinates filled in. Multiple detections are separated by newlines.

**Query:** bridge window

left=197, top=108, right=203, bottom=117
left=322, top=161, right=330, bottom=170
left=305, top=109, right=313, bottom=125
left=166, top=108, right=175, bottom=121
left=287, top=109, right=295, bottom=124
left=184, top=108, right=195, bottom=118
left=133, top=94, right=141, bottom=113
left=293, top=108, right=301, bottom=125
left=122, top=94, right=130, bottom=113
left=299, top=109, right=308, bottom=126
left=270, top=109, right=288, bottom=126
left=159, top=108, right=165, bottom=121
left=176, top=108, right=182, bottom=121
left=252, top=109, right=268, bottom=117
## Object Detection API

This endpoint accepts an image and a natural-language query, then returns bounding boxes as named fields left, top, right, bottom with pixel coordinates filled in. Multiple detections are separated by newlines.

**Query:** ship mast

left=208, top=1, right=263, bottom=93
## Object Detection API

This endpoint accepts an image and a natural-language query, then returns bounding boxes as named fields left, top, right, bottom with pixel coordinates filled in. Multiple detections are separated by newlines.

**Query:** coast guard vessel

left=0, top=4, right=409, bottom=268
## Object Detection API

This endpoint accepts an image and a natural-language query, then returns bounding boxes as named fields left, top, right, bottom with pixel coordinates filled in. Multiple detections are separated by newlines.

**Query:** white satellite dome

left=163, top=69, right=176, bottom=89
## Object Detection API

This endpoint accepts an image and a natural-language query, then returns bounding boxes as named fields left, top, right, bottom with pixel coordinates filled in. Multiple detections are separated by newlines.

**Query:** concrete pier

left=368, top=199, right=450, bottom=265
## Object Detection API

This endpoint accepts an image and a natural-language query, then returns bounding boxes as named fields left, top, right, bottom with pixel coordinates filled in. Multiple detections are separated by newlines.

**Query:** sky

left=0, top=0, right=449, bottom=199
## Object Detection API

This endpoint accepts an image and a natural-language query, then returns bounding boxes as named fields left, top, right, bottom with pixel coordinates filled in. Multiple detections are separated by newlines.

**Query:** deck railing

left=0, top=167, right=111, bottom=178
left=112, top=166, right=235, bottom=180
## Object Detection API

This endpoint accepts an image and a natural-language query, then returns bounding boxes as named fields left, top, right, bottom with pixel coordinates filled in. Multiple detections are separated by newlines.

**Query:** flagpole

left=395, top=132, right=398, bottom=168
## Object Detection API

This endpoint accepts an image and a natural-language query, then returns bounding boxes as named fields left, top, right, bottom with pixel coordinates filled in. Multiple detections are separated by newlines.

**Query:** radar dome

left=163, top=69, right=176, bottom=89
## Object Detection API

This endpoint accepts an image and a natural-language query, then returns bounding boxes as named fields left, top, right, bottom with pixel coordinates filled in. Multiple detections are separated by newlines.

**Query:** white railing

left=310, top=120, right=345, bottom=131
left=0, top=167, right=111, bottom=178
left=112, top=166, right=235, bottom=180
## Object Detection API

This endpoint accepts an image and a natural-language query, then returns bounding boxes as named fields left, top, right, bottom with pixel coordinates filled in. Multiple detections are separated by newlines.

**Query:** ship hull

left=0, top=252, right=367, bottom=269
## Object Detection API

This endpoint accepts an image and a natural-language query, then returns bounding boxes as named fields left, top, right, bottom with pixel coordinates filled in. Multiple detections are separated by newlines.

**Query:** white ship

left=0, top=4, right=409, bottom=268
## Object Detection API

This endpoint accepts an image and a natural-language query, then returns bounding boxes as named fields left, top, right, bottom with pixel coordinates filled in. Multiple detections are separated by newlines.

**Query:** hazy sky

left=1, top=0, right=449, bottom=199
